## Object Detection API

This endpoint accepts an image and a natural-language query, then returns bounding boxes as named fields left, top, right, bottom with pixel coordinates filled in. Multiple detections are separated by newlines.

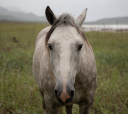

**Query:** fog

left=0, top=0, right=128, bottom=21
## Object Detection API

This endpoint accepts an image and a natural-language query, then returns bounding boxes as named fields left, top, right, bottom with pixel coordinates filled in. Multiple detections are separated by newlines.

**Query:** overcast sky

left=0, top=0, right=128, bottom=21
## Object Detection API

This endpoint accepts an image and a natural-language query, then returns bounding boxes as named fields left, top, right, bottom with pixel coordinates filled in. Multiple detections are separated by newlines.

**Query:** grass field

left=0, top=22, right=128, bottom=114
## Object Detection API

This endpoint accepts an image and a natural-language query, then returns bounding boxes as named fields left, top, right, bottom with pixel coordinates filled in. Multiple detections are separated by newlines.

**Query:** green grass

left=86, top=32, right=128, bottom=114
left=0, top=22, right=128, bottom=114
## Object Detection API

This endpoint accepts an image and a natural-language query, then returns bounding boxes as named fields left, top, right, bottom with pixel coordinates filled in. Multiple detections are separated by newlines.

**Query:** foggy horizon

left=0, top=0, right=128, bottom=22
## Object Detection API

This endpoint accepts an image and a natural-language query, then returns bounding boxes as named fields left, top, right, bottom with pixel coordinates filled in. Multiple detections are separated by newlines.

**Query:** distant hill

left=85, top=17, right=128, bottom=25
left=0, top=7, right=47, bottom=22
left=0, top=6, right=128, bottom=24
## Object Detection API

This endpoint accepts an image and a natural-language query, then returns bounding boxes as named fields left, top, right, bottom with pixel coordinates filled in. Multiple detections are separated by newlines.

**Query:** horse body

left=33, top=6, right=97, bottom=114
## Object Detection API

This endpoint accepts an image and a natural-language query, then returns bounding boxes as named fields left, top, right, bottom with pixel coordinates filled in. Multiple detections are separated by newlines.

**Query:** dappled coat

left=33, top=6, right=97, bottom=114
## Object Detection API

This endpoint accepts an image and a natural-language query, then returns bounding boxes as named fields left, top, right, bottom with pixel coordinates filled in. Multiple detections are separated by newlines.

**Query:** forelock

left=45, top=14, right=81, bottom=46
left=54, top=14, right=76, bottom=27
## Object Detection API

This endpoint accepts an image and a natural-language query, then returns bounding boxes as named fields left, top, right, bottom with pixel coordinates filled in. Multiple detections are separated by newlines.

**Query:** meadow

left=0, top=22, right=128, bottom=114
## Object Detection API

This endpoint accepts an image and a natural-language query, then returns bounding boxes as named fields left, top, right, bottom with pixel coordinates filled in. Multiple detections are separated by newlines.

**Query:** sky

left=0, top=0, right=128, bottom=21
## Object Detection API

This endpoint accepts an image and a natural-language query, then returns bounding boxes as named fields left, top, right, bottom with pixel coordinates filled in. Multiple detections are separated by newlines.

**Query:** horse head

left=45, top=6, right=87, bottom=105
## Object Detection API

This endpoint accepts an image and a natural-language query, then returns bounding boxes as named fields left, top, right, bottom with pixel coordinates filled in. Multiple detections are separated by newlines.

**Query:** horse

left=32, top=6, right=97, bottom=114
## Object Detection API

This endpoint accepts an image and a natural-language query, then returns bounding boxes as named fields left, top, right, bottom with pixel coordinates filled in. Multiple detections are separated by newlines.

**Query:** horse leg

left=43, top=108, right=60, bottom=114
left=60, top=107, right=63, bottom=114
left=40, top=89, right=49, bottom=114
left=79, top=89, right=95, bottom=114
left=43, top=102, right=60, bottom=114
left=66, top=105, right=72, bottom=114
left=78, top=99, right=93, bottom=114
left=79, top=103, right=91, bottom=114
left=43, top=93, right=61, bottom=114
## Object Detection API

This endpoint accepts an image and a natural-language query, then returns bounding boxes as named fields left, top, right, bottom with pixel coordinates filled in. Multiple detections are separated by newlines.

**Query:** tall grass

left=86, top=32, right=128, bottom=114
left=0, top=23, right=128, bottom=114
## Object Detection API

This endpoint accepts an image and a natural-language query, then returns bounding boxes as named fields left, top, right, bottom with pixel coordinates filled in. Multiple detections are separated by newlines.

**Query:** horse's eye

left=78, top=44, right=83, bottom=51
left=47, top=44, right=52, bottom=50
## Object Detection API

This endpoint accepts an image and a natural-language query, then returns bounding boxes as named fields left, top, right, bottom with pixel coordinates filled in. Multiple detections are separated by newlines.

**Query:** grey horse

left=32, top=6, right=97, bottom=114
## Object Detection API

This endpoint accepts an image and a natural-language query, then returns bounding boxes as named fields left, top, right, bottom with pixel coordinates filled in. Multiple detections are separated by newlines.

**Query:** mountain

left=7, top=7, right=22, bottom=12
left=0, top=6, right=128, bottom=24
left=85, top=17, right=128, bottom=25
left=0, top=7, right=47, bottom=22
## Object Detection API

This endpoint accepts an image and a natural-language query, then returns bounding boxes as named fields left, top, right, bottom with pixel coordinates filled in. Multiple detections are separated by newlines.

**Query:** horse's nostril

left=54, top=90, right=57, bottom=97
left=71, top=90, right=74, bottom=98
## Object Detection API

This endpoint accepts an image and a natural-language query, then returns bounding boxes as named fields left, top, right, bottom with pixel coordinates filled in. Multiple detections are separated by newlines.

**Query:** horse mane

left=45, top=13, right=89, bottom=48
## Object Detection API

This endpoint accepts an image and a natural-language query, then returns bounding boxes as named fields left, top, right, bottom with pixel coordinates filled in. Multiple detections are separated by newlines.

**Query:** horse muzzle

left=54, top=83, right=75, bottom=105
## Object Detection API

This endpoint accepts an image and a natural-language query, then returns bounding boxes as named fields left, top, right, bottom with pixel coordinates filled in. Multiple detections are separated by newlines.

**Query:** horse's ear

left=75, top=8, right=88, bottom=27
left=45, top=6, right=57, bottom=25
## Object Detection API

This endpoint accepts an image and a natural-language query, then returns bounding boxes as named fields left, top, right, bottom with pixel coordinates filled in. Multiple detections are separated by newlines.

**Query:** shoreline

left=82, top=24, right=128, bottom=32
